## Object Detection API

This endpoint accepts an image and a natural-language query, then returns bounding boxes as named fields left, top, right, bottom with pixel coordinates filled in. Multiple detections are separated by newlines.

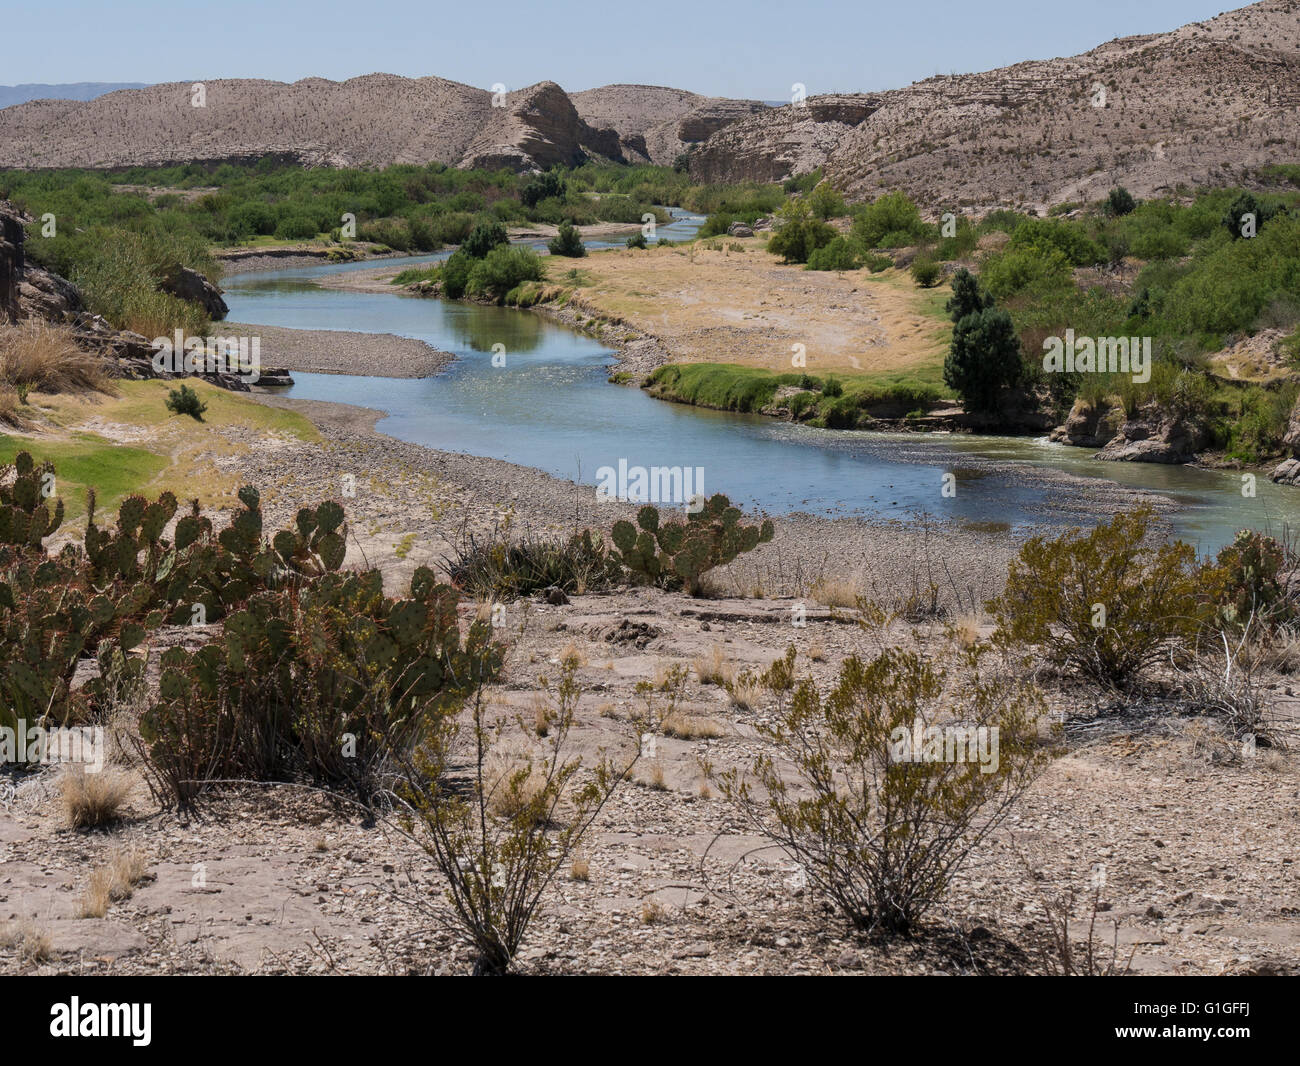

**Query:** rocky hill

left=691, top=0, right=1300, bottom=210
left=0, top=75, right=763, bottom=173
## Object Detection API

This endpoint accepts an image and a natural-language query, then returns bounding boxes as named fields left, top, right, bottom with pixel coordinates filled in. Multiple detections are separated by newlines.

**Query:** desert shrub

left=987, top=508, right=1207, bottom=689
left=821, top=375, right=844, bottom=397
left=460, top=220, right=509, bottom=259
left=767, top=200, right=836, bottom=264
left=716, top=638, right=1048, bottom=933
left=1106, top=187, right=1136, bottom=217
left=436, top=250, right=474, bottom=298
left=1204, top=529, right=1292, bottom=631
left=851, top=191, right=932, bottom=248
left=466, top=246, right=544, bottom=300
left=945, top=268, right=993, bottom=322
left=805, top=236, right=862, bottom=271
left=547, top=222, right=586, bottom=258
left=1008, top=218, right=1104, bottom=267
left=979, top=245, right=1073, bottom=301
left=806, top=181, right=847, bottom=220
left=943, top=308, right=1022, bottom=415
left=864, top=253, right=893, bottom=273
left=1222, top=191, right=1280, bottom=239
left=165, top=383, right=207, bottom=420
left=910, top=256, right=941, bottom=287
left=443, top=526, right=620, bottom=599
left=397, top=653, right=654, bottom=974
left=626, top=232, right=648, bottom=250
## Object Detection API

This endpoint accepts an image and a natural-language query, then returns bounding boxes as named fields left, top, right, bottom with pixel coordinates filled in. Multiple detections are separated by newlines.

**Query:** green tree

left=944, top=267, right=993, bottom=322
left=943, top=308, right=1022, bottom=415
left=520, top=171, right=566, bottom=208
left=1107, top=187, right=1136, bottom=216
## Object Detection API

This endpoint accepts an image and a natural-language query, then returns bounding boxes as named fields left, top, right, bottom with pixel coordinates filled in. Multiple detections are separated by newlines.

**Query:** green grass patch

left=0, top=432, right=167, bottom=523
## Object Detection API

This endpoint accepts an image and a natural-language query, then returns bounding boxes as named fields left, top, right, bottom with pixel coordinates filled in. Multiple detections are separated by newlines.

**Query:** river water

left=222, top=210, right=1300, bottom=556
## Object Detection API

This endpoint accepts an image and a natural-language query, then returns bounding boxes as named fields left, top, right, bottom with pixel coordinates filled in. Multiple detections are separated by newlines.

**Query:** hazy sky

left=7, top=0, right=1238, bottom=98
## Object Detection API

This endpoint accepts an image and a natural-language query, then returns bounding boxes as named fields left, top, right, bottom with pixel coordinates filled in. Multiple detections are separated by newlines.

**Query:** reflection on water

left=222, top=211, right=1300, bottom=555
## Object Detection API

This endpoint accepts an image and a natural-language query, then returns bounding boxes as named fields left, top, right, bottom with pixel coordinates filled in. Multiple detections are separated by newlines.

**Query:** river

left=222, top=210, right=1300, bottom=556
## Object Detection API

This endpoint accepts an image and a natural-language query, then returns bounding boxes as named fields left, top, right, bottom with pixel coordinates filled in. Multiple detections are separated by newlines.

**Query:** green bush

left=806, top=181, right=847, bottom=220
left=461, top=219, right=509, bottom=259
left=467, top=246, right=545, bottom=299
left=626, top=232, right=648, bottom=250
left=851, top=191, right=932, bottom=248
left=547, top=222, right=587, bottom=258
left=767, top=200, right=837, bottom=264
left=987, top=507, right=1207, bottom=689
left=910, top=257, right=941, bottom=288
left=165, top=384, right=208, bottom=421
left=1107, top=187, right=1136, bottom=217
left=945, top=268, right=993, bottom=322
left=805, top=236, right=862, bottom=271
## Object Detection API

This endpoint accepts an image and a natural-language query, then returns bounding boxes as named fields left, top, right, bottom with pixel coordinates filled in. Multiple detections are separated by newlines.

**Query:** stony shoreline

left=224, top=321, right=454, bottom=379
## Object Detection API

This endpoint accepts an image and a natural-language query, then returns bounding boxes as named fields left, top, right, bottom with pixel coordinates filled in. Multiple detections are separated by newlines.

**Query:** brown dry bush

left=60, top=767, right=131, bottom=829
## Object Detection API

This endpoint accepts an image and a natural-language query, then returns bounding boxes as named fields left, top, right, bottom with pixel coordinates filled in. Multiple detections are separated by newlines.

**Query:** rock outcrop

left=0, top=202, right=24, bottom=324
left=690, top=0, right=1300, bottom=209
left=1049, top=399, right=1125, bottom=449
left=159, top=265, right=227, bottom=320
left=1094, top=411, right=1210, bottom=464
left=0, top=75, right=763, bottom=174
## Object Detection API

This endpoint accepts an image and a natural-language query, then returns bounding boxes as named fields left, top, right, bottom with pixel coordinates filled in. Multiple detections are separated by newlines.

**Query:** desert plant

left=443, top=524, right=620, bottom=599
left=396, top=653, right=653, bottom=974
left=987, top=507, right=1207, bottom=689
left=165, top=383, right=207, bottom=420
left=1106, top=187, right=1137, bottom=217
left=910, top=257, right=941, bottom=287
left=460, top=220, right=509, bottom=259
left=945, top=268, right=993, bottom=323
left=625, top=232, right=648, bottom=250
left=610, top=496, right=774, bottom=592
left=716, top=638, right=1047, bottom=933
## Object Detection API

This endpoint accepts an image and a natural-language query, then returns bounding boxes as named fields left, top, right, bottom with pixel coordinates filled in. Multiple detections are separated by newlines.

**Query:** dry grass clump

left=640, top=899, right=668, bottom=925
left=693, top=645, right=734, bottom=686
left=810, top=575, right=860, bottom=608
left=640, top=761, right=668, bottom=791
left=484, top=753, right=548, bottom=819
left=569, top=855, right=590, bottom=881
left=60, top=767, right=131, bottom=829
left=0, top=921, right=52, bottom=963
left=727, top=671, right=765, bottom=710
left=0, top=321, right=113, bottom=395
left=0, top=387, right=27, bottom=428
left=662, top=710, right=724, bottom=740
left=78, top=848, right=148, bottom=918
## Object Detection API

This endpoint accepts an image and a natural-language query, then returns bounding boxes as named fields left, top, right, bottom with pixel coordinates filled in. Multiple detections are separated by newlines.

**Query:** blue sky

left=8, top=0, right=1238, bottom=98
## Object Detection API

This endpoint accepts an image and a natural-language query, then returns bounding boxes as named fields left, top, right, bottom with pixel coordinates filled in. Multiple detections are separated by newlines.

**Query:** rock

left=1095, top=411, right=1209, bottom=464
left=1272, top=458, right=1300, bottom=485
left=726, top=222, right=754, bottom=238
left=542, top=585, right=570, bottom=606
left=0, top=200, right=25, bottom=323
left=159, top=265, right=228, bottom=320
left=1282, top=397, right=1300, bottom=454
left=1050, top=398, right=1124, bottom=448
left=18, top=264, right=83, bottom=321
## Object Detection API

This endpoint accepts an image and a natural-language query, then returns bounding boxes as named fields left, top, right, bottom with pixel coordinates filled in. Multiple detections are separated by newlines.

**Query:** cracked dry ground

left=2, top=403, right=1298, bottom=975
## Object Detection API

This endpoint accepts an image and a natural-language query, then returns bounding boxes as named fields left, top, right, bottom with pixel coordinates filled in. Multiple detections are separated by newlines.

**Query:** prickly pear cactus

left=0, top=451, right=64, bottom=554
left=610, top=494, right=774, bottom=590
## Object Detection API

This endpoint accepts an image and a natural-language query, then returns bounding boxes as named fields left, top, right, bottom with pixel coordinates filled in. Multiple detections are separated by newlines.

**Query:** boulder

left=726, top=221, right=754, bottom=237
left=1282, top=396, right=1300, bottom=454
left=1272, top=458, right=1300, bottom=485
left=1050, top=398, right=1124, bottom=448
left=159, top=265, right=228, bottom=320
left=1095, top=413, right=1209, bottom=464
left=18, top=264, right=83, bottom=321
